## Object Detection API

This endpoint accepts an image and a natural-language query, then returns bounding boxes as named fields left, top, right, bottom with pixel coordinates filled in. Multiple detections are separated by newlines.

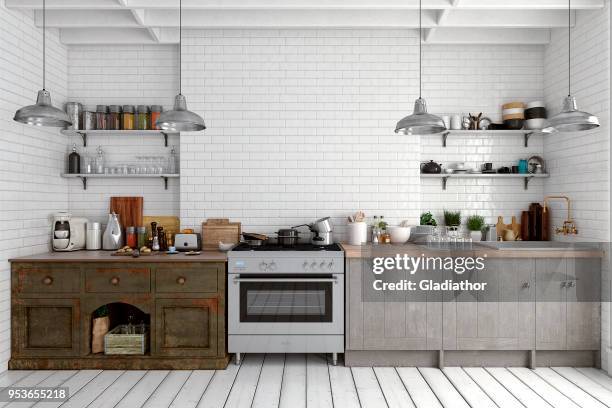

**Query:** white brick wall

left=178, top=29, right=546, bottom=237
left=66, top=45, right=180, bottom=224
left=0, top=1, right=68, bottom=373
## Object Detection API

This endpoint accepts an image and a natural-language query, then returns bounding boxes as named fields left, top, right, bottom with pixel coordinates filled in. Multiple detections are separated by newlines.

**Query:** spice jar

left=137, top=105, right=149, bottom=130
left=126, top=226, right=136, bottom=248
left=137, top=226, right=147, bottom=248
left=96, top=105, right=108, bottom=130
left=121, top=105, right=135, bottom=130
left=150, top=105, right=163, bottom=130
left=108, top=105, right=121, bottom=130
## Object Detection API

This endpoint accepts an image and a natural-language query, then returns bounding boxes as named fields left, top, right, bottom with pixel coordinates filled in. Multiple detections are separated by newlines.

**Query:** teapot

left=421, top=160, right=442, bottom=174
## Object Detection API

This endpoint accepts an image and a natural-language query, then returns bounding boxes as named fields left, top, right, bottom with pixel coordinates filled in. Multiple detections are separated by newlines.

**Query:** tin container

left=83, top=111, right=96, bottom=130
left=65, top=102, right=82, bottom=130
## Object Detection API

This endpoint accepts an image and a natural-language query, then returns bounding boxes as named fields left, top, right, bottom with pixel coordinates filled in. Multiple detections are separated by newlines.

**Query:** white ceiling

left=6, top=0, right=605, bottom=45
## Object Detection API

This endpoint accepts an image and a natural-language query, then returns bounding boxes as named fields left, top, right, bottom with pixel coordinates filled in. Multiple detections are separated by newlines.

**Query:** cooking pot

left=312, top=217, right=332, bottom=233
left=421, top=160, right=442, bottom=174
left=277, top=228, right=300, bottom=247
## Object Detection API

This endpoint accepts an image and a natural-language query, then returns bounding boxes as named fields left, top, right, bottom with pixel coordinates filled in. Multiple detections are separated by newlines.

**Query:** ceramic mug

left=450, top=115, right=461, bottom=130
left=441, top=115, right=450, bottom=130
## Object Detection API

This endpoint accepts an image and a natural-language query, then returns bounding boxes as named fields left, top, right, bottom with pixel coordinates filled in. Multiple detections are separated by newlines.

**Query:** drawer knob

left=110, top=276, right=120, bottom=286
left=42, top=276, right=53, bottom=285
left=177, top=276, right=186, bottom=285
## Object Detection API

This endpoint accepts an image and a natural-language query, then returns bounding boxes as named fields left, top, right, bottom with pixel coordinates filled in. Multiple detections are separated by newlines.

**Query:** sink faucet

left=543, top=195, right=578, bottom=235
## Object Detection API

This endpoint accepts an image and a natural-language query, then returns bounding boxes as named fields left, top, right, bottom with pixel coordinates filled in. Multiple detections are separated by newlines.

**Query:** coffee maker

left=52, top=212, right=88, bottom=251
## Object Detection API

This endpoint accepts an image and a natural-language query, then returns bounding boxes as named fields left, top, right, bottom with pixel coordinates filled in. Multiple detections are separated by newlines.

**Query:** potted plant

left=466, top=214, right=485, bottom=241
left=420, top=212, right=437, bottom=226
left=443, top=210, right=461, bottom=228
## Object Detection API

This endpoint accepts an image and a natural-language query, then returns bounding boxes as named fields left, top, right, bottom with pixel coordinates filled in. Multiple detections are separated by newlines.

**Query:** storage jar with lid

left=126, top=226, right=137, bottom=248
left=121, top=105, right=135, bottom=130
left=151, top=105, right=163, bottom=130
left=108, top=105, right=121, bottom=130
left=137, top=226, right=147, bottom=248
left=96, top=105, right=108, bottom=130
left=136, top=105, right=149, bottom=130
left=86, top=222, right=102, bottom=250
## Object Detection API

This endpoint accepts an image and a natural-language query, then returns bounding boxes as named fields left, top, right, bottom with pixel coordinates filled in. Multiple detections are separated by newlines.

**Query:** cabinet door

left=566, top=258, right=600, bottom=350
left=155, top=298, right=218, bottom=357
left=13, top=298, right=80, bottom=357
left=455, top=259, right=535, bottom=350
left=360, top=259, right=442, bottom=350
left=535, top=258, right=567, bottom=350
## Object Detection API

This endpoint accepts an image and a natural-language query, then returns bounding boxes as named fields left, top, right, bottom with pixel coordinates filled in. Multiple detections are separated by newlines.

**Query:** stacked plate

left=502, top=102, right=525, bottom=130
left=524, top=101, right=547, bottom=130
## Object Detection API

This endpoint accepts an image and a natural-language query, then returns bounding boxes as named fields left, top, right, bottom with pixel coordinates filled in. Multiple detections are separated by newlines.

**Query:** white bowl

left=525, top=118, right=548, bottom=130
left=387, top=226, right=411, bottom=244
left=218, top=242, right=236, bottom=252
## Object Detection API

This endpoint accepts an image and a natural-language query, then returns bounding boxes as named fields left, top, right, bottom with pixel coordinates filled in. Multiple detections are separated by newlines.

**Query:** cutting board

left=110, top=197, right=143, bottom=229
left=202, top=218, right=241, bottom=249
left=143, top=215, right=180, bottom=241
left=496, top=216, right=521, bottom=240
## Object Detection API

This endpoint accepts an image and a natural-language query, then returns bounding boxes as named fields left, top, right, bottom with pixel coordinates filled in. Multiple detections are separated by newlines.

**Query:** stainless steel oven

left=228, top=244, right=344, bottom=365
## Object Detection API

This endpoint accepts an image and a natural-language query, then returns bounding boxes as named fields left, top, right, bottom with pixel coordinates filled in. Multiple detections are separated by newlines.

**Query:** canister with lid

left=122, top=105, right=135, bottom=130
left=86, top=222, right=102, bottom=250
left=96, top=105, right=108, bottom=130
left=150, top=105, right=163, bottom=130
left=108, top=105, right=122, bottom=130
left=65, top=102, right=82, bottom=130
left=136, top=105, right=149, bottom=130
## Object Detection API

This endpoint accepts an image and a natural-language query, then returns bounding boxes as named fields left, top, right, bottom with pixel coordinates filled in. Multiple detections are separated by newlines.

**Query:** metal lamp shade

left=549, top=95, right=600, bottom=132
left=156, top=94, right=206, bottom=132
left=395, top=98, right=446, bottom=135
left=14, top=90, right=72, bottom=127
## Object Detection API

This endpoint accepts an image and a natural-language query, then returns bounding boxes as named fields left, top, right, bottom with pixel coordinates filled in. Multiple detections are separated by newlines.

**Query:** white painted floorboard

left=3, top=355, right=612, bottom=408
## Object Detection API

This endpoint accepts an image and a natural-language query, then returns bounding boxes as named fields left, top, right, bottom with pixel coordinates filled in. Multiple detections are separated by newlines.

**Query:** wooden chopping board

left=202, top=218, right=241, bottom=249
left=143, top=215, right=180, bottom=238
left=110, top=197, right=143, bottom=229
left=496, top=216, right=521, bottom=240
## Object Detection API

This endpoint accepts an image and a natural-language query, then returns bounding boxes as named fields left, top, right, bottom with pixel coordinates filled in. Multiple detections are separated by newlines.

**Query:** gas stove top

left=231, top=242, right=343, bottom=252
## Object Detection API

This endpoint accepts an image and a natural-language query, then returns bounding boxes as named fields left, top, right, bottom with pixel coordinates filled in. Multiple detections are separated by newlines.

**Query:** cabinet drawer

left=14, top=264, right=80, bottom=294
left=156, top=264, right=219, bottom=293
left=85, top=266, right=151, bottom=293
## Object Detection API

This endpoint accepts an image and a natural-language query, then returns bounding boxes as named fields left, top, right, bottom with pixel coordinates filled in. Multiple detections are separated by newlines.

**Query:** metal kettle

left=102, top=213, right=123, bottom=250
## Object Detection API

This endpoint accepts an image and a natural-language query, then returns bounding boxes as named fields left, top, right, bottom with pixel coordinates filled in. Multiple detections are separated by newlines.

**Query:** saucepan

left=277, top=228, right=300, bottom=247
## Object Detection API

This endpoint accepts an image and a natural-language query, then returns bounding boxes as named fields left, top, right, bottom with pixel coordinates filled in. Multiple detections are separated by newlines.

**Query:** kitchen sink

left=476, top=241, right=599, bottom=251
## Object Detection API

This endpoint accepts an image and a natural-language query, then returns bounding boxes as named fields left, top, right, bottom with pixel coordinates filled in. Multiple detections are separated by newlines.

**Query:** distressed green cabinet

left=10, top=260, right=228, bottom=370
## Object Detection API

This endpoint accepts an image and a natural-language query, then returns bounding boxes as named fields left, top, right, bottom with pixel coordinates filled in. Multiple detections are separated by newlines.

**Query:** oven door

left=228, top=274, right=343, bottom=335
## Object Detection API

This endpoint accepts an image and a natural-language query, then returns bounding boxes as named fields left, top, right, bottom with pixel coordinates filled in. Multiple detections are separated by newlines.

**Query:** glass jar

left=108, top=105, right=121, bottom=130
left=126, top=226, right=136, bottom=249
left=150, top=105, right=162, bottom=130
left=121, top=105, right=135, bottom=130
left=137, top=226, right=147, bottom=248
left=137, top=105, right=149, bottom=130
left=95, top=105, right=108, bottom=130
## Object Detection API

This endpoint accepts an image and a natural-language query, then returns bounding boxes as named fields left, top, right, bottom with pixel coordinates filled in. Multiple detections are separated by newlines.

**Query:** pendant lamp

left=156, top=0, right=206, bottom=132
left=14, top=0, right=71, bottom=127
left=395, top=0, right=445, bottom=135
left=549, top=0, right=599, bottom=132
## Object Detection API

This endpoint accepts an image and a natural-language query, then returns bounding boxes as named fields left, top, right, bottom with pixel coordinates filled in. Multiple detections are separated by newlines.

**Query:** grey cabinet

left=346, top=259, right=442, bottom=351
left=448, top=259, right=536, bottom=350
left=536, top=258, right=600, bottom=350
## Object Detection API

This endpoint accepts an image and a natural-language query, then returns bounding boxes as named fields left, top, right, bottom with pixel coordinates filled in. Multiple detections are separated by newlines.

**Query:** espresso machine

left=52, top=212, right=88, bottom=251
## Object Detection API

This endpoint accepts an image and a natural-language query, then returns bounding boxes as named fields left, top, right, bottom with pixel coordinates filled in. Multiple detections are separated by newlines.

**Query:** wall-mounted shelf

left=436, top=129, right=546, bottom=148
left=61, top=130, right=179, bottom=147
left=421, top=173, right=549, bottom=190
left=61, top=173, right=179, bottom=190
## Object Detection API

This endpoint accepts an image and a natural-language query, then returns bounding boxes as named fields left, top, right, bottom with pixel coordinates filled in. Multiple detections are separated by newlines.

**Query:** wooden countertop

left=9, top=250, right=227, bottom=263
left=340, top=243, right=604, bottom=259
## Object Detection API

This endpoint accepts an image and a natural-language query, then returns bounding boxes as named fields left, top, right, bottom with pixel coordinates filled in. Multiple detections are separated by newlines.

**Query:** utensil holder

left=347, top=222, right=368, bottom=245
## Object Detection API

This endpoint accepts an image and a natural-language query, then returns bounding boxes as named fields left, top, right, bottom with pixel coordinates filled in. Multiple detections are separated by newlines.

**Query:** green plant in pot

left=466, top=214, right=485, bottom=241
left=420, top=212, right=437, bottom=226
left=443, top=210, right=461, bottom=228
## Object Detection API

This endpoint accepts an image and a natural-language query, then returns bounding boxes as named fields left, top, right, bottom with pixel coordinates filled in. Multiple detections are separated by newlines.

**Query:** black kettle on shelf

left=421, top=160, right=442, bottom=174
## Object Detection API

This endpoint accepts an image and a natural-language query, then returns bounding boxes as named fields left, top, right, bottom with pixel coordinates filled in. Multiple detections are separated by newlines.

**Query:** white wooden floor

left=2, top=355, right=612, bottom=408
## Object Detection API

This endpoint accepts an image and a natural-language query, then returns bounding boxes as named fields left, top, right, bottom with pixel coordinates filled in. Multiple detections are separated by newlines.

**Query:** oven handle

left=232, top=277, right=338, bottom=284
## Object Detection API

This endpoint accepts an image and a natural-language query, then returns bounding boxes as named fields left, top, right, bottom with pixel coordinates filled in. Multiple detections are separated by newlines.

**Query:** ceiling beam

left=424, top=28, right=551, bottom=44
left=6, top=0, right=604, bottom=10
left=60, top=27, right=179, bottom=44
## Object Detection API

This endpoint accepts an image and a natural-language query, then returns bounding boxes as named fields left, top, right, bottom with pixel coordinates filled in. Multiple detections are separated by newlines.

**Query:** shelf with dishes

left=61, top=129, right=179, bottom=147
left=421, top=172, right=549, bottom=190
left=434, top=129, right=547, bottom=148
left=61, top=173, right=179, bottom=190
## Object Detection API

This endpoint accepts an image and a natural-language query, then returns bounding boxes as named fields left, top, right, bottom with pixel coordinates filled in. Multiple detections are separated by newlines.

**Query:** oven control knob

left=310, top=262, right=318, bottom=269
left=269, top=262, right=277, bottom=271
left=302, top=261, right=309, bottom=270
left=319, top=261, right=326, bottom=269
left=259, top=261, right=268, bottom=271
left=328, top=261, right=334, bottom=269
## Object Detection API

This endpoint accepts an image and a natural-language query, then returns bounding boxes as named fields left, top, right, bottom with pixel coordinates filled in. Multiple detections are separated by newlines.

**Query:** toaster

left=174, top=233, right=201, bottom=251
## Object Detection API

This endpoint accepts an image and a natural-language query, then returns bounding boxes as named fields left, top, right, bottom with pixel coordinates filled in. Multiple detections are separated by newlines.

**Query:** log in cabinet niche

left=345, top=256, right=601, bottom=368
left=10, top=261, right=229, bottom=369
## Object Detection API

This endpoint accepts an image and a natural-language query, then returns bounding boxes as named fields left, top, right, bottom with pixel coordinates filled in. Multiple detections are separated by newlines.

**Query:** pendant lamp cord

left=42, top=0, right=46, bottom=90
left=179, top=0, right=182, bottom=95
left=568, top=0, right=571, bottom=96
left=419, top=0, right=422, bottom=99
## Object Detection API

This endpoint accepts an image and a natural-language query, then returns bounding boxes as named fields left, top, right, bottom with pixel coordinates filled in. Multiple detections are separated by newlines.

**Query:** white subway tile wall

left=178, top=30, right=545, bottom=237
left=0, top=3, right=68, bottom=372
left=544, top=4, right=610, bottom=371
left=66, top=45, right=180, bottom=224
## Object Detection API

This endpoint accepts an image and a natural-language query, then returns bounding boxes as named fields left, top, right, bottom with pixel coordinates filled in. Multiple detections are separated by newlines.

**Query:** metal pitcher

left=102, top=213, right=123, bottom=250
